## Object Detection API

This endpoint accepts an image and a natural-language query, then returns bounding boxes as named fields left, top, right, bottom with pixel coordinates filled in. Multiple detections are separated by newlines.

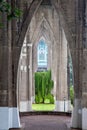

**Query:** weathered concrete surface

left=0, top=0, right=87, bottom=130
left=20, top=115, right=70, bottom=130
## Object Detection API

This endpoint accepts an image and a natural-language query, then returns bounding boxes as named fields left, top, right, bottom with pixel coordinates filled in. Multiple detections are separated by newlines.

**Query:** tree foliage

left=70, top=86, right=74, bottom=105
left=69, top=55, right=73, bottom=86
left=0, top=0, right=22, bottom=26
left=35, top=70, right=54, bottom=104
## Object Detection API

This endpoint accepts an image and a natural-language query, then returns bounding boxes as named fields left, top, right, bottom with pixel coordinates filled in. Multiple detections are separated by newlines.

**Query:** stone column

left=67, top=46, right=72, bottom=111
left=26, top=43, right=32, bottom=111
left=32, top=43, right=37, bottom=104
left=29, top=44, right=33, bottom=105
left=71, top=49, right=82, bottom=129
left=19, top=40, right=32, bottom=111
left=82, top=1, right=87, bottom=129
left=19, top=43, right=30, bottom=112
left=82, top=51, right=87, bottom=129
left=55, top=28, right=69, bottom=112
left=71, top=0, right=83, bottom=128
left=51, top=40, right=58, bottom=102
left=0, top=11, right=20, bottom=130
left=55, top=26, right=61, bottom=111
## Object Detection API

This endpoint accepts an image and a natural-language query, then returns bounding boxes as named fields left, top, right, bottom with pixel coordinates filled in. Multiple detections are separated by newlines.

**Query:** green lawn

left=32, top=104, right=55, bottom=111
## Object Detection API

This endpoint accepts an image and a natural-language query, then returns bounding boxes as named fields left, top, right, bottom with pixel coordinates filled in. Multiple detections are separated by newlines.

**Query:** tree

left=35, top=70, right=54, bottom=104
left=0, top=0, right=22, bottom=26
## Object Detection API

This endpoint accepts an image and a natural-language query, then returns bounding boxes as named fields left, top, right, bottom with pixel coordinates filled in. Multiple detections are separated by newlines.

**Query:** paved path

left=20, top=115, right=71, bottom=130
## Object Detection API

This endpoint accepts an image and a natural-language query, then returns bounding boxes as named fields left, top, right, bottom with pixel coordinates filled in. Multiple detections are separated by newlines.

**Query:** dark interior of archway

left=41, top=0, right=52, bottom=5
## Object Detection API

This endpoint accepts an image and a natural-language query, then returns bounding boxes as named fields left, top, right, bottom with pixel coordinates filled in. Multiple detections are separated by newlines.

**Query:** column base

left=71, top=99, right=82, bottom=129
left=82, top=108, right=87, bottom=130
left=32, top=96, right=35, bottom=103
left=20, top=101, right=32, bottom=112
left=0, top=107, right=20, bottom=130
left=55, top=100, right=71, bottom=112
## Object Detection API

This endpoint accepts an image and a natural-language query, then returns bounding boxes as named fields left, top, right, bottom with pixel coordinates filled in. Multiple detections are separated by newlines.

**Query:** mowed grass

left=32, top=104, right=55, bottom=111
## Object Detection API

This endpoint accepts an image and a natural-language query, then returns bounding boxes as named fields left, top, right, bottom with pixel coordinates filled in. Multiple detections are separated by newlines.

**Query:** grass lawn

left=32, top=103, right=55, bottom=111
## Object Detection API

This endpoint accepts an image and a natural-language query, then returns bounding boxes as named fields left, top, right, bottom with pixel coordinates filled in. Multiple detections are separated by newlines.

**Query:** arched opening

left=32, top=37, right=55, bottom=111
left=16, top=0, right=78, bottom=129
left=0, top=0, right=85, bottom=130
left=17, top=5, right=73, bottom=112
left=37, top=38, right=48, bottom=71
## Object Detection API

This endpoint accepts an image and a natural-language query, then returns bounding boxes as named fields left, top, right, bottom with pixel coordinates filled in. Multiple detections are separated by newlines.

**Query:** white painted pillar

left=71, top=99, right=82, bottom=128
left=82, top=92, right=87, bottom=130
left=0, top=107, right=20, bottom=130
left=55, top=28, right=71, bottom=112
left=55, top=100, right=71, bottom=112
left=81, top=50, right=87, bottom=130
left=20, top=101, right=32, bottom=112
left=82, top=108, right=87, bottom=130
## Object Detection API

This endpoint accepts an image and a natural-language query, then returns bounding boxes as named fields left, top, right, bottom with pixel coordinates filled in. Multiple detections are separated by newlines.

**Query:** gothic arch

left=31, top=16, right=56, bottom=73
left=52, top=0, right=76, bottom=50
left=31, top=16, right=56, bottom=46
left=17, top=0, right=42, bottom=47
left=1, top=1, right=87, bottom=130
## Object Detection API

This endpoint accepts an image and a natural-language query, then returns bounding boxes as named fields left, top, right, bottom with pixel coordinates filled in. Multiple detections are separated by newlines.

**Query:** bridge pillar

left=71, top=49, right=82, bottom=129
left=55, top=28, right=70, bottom=112
left=18, top=34, right=32, bottom=112
left=0, top=20, right=20, bottom=130
left=82, top=50, right=87, bottom=130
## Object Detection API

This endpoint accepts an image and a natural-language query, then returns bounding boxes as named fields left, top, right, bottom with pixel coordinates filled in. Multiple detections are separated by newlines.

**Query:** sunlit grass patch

left=32, top=103, right=55, bottom=111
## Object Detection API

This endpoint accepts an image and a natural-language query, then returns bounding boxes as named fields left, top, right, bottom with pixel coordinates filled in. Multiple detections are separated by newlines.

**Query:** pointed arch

left=31, top=16, right=56, bottom=46
left=52, top=0, right=76, bottom=49
left=37, top=38, right=48, bottom=68
left=16, top=0, right=42, bottom=47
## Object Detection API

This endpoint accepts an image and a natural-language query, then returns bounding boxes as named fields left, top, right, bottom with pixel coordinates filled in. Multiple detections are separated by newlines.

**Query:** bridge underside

left=0, top=0, right=87, bottom=130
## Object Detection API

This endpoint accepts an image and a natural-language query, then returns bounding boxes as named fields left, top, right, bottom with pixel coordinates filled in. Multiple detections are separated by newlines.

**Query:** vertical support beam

left=67, top=45, right=72, bottom=111
left=82, top=1, right=87, bottom=129
left=0, top=2, right=20, bottom=129
left=19, top=42, right=32, bottom=111
left=29, top=44, right=33, bottom=107
left=26, top=42, right=32, bottom=111
left=71, top=37, right=82, bottom=129
left=51, top=40, right=57, bottom=102
left=55, top=24, right=61, bottom=111
left=19, top=42, right=30, bottom=112
left=26, top=29, right=32, bottom=111
left=71, top=0, right=83, bottom=129
left=0, top=12, right=11, bottom=130
left=32, top=43, right=37, bottom=104
left=55, top=28, right=69, bottom=112
left=19, top=29, right=33, bottom=112
left=67, top=46, right=70, bottom=101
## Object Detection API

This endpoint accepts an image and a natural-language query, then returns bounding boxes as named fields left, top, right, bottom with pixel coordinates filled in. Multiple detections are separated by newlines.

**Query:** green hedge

left=35, top=70, right=54, bottom=104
